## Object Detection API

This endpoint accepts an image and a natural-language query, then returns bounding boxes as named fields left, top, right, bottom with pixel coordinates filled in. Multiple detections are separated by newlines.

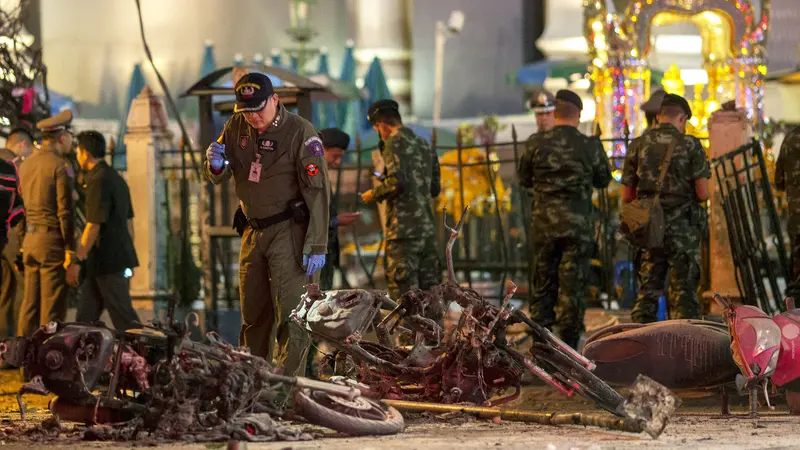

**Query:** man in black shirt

left=68, top=131, right=140, bottom=331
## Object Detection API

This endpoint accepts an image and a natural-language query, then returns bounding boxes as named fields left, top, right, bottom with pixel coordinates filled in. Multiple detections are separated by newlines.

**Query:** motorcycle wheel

left=532, top=343, right=625, bottom=416
left=293, top=388, right=405, bottom=436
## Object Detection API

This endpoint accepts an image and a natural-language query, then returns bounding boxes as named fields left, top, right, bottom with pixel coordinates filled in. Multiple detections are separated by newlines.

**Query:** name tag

left=248, top=162, right=262, bottom=182
left=258, top=138, right=276, bottom=152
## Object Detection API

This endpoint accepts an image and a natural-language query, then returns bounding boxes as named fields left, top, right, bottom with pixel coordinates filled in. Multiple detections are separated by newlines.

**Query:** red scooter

left=714, top=293, right=800, bottom=423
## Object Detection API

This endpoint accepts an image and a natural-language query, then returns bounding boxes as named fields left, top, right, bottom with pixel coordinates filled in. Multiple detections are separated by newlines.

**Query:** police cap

left=640, top=89, right=666, bottom=114
left=367, top=99, right=400, bottom=123
left=319, top=128, right=350, bottom=150
left=660, top=93, right=692, bottom=120
left=529, top=90, right=555, bottom=114
left=555, top=89, right=583, bottom=111
left=234, top=72, right=275, bottom=113
left=36, top=110, right=73, bottom=134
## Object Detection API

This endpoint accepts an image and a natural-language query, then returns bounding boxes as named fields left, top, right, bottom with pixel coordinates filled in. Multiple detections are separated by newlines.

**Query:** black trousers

left=0, top=250, right=15, bottom=338
left=76, top=271, right=140, bottom=331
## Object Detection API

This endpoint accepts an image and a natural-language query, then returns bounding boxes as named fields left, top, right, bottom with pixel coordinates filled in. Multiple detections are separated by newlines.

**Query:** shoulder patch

left=305, top=163, right=320, bottom=177
left=304, top=136, right=324, bottom=156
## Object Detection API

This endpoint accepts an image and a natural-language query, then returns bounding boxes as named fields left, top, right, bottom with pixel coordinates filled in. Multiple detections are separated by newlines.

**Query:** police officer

left=204, top=73, right=329, bottom=377
left=318, top=128, right=360, bottom=290
left=622, top=94, right=710, bottom=323
left=17, top=109, right=76, bottom=337
left=529, top=90, right=556, bottom=134
left=517, top=90, right=611, bottom=348
left=360, top=100, right=441, bottom=300
left=69, top=131, right=140, bottom=331
left=641, top=89, right=666, bottom=129
left=775, top=127, right=800, bottom=301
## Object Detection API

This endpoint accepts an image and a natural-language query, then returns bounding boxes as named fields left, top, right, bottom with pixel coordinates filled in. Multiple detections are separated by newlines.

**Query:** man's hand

left=360, top=190, right=375, bottom=204
left=303, top=254, right=326, bottom=276
left=66, top=264, right=81, bottom=287
left=336, top=212, right=361, bottom=226
left=206, top=142, right=226, bottom=171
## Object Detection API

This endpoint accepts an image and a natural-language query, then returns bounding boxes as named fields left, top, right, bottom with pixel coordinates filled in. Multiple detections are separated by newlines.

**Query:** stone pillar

left=349, top=0, right=412, bottom=114
left=706, top=109, right=752, bottom=308
left=124, top=85, right=171, bottom=322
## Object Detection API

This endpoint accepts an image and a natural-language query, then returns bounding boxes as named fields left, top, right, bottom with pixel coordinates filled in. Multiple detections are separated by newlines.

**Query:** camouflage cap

left=319, top=128, right=350, bottom=150
left=529, top=90, right=555, bottom=114
left=555, top=89, right=583, bottom=111
left=641, top=89, right=666, bottom=114
left=367, top=99, right=400, bottom=123
left=36, top=109, right=73, bottom=134
left=660, top=93, right=692, bottom=120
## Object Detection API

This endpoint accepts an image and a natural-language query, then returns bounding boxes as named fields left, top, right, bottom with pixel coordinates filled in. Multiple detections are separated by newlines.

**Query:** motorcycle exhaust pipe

left=49, top=397, right=138, bottom=424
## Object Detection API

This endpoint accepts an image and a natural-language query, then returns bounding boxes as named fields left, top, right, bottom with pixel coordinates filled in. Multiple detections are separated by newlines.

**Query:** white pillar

left=349, top=0, right=412, bottom=114
left=123, top=85, right=171, bottom=322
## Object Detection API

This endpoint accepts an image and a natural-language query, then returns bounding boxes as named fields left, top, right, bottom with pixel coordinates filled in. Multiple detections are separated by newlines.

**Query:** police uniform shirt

left=83, top=160, right=138, bottom=276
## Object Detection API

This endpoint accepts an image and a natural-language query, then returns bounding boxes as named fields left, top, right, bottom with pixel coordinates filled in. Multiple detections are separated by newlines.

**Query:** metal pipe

left=383, top=399, right=645, bottom=434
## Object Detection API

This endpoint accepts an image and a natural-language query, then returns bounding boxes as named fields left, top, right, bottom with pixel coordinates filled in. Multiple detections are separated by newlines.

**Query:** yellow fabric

left=436, top=148, right=510, bottom=215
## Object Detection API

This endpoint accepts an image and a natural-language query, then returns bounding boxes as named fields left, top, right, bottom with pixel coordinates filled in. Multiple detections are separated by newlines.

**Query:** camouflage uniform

left=518, top=125, right=611, bottom=347
left=376, top=127, right=441, bottom=299
left=622, top=123, right=710, bottom=323
left=776, top=127, right=800, bottom=300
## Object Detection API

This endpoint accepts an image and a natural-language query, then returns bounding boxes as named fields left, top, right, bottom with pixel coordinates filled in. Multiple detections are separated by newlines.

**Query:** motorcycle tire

left=532, top=343, right=625, bottom=416
left=293, top=388, right=405, bottom=436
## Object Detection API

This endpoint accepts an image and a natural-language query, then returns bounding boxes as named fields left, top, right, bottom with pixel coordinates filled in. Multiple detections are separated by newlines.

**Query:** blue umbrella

left=270, top=49, right=282, bottom=67
left=183, top=40, right=218, bottom=121
left=360, top=57, right=392, bottom=132
left=200, top=40, right=217, bottom=77
left=312, top=51, right=337, bottom=129
left=116, top=63, right=146, bottom=169
left=337, top=40, right=356, bottom=132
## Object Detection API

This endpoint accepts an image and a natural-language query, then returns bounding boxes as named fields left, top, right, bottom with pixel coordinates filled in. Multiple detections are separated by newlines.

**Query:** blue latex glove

left=303, top=254, right=326, bottom=276
left=206, top=142, right=226, bottom=171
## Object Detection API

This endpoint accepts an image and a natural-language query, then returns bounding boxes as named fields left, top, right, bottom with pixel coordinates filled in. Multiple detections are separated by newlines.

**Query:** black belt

left=246, top=208, right=293, bottom=230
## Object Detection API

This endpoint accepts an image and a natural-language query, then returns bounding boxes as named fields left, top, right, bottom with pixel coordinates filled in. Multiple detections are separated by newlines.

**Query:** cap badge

left=236, top=83, right=260, bottom=99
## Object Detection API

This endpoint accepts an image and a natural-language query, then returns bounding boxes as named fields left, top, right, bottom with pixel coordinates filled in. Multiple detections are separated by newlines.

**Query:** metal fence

left=711, top=139, right=789, bottom=314
left=192, top=127, right=660, bottom=330
left=139, top=127, right=792, bottom=332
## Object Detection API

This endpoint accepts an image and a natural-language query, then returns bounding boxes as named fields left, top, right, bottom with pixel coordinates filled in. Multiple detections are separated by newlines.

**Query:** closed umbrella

left=360, top=57, right=392, bottom=132
left=312, top=50, right=337, bottom=129
left=337, top=40, right=356, bottom=133
left=116, top=63, right=146, bottom=169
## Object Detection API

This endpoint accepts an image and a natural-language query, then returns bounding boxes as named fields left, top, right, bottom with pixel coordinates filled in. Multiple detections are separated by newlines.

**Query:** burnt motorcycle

left=292, top=206, right=680, bottom=438
left=0, top=316, right=405, bottom=439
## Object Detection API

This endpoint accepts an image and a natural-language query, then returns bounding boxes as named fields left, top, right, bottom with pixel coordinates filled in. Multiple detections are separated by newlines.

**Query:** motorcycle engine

left=27, top=323, right=117, bottom=401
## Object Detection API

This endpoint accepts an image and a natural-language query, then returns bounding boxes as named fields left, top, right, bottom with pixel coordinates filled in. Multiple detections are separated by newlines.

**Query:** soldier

left=204, top=73, right=329, bottom=377
left=641, top=89, right=666, bottom=129
left=776, top=127, right=800, bottom=301
left=622, top=94, right=710, bottom=323
left=70, top=131, right=140, bottom=331
left=517, top=90, right=611, bottom=348
left=17, top=110, right=76, bottom=337
left=360, top=100, right=441, bottom=300
left=318, top=128, right=360, bottom=290
left=529, top=90, right=556, bottom=134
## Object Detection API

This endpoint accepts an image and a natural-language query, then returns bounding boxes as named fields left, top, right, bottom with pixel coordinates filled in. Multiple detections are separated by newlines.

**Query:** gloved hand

left=303, top=254, right=326, bottom=276
left=206, top=142, right=226, bottom=171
